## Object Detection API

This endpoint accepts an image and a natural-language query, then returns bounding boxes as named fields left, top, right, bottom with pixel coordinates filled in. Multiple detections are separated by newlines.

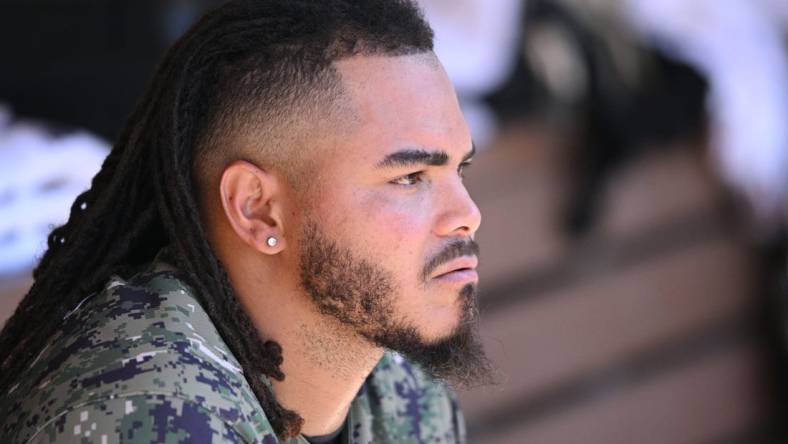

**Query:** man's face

left=294, top=53, right=489, bottom=385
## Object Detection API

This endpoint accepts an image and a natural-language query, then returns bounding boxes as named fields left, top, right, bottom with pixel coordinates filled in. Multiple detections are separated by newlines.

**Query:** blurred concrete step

left=465, top=124, right=721, bottom=283
left=458, top=237, right=756, bottom=419
left=476, top=342, right=770, bottom=444
left=456, top=122, right=770, bottom=443
left=596, top=147, right=721, bottom=240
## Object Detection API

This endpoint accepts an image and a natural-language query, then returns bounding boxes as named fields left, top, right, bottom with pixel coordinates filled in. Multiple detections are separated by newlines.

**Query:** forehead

left=331, top=53, right=471, bottom=164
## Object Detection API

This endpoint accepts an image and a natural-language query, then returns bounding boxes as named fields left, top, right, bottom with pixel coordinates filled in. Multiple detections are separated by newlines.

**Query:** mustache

left=421, top=239, right=480, bottom=281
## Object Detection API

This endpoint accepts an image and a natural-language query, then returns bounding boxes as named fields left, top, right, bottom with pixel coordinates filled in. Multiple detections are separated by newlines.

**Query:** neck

left=273, top=316, right=383, bottom=435
left=228, top=256, right=384, bottom=436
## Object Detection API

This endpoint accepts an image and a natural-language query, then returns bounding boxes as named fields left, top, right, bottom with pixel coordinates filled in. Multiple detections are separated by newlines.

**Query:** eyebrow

left=376, top=143, right=476, bottom=169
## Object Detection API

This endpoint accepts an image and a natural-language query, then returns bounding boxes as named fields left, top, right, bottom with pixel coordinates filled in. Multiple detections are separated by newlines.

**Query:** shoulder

left=1, top=268, right=276, bottom=444
left=349, top=352, right=466, bottom=444
left=22, top=393, right=249, bottom=444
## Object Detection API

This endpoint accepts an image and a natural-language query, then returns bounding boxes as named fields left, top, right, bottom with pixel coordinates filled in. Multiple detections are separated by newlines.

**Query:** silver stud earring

left=266, top=236, right=278, bottom=247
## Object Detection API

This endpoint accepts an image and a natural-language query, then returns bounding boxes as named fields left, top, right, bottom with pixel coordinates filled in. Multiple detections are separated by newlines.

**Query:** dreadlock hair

left=0, top=0, right=433, bottom=439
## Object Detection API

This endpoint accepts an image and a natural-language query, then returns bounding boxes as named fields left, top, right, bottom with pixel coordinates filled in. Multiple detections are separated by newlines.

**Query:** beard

left=298, top=222, right=493, bottom=389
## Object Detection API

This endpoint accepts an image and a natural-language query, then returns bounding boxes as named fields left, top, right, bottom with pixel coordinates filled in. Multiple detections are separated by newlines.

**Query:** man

left=0, top=1, right=492, bottom=442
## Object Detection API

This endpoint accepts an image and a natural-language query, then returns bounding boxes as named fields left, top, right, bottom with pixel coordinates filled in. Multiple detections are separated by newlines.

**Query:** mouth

left=433, top=268, right=479, bottom=283
left=431, top=256, right=479, bottom=283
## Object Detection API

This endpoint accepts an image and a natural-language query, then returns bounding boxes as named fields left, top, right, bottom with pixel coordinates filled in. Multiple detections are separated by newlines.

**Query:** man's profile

left=0, top=1, right=492, bottom=442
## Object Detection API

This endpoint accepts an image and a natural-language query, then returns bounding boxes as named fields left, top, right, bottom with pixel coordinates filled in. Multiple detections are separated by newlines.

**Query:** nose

left=434, top=180, right=482, bottom=238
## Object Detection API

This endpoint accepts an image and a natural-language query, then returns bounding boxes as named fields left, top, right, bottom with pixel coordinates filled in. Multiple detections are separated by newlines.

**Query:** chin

left=418, top=306, right=466, bottom=343
left=418, top=325, right=456, bottom=345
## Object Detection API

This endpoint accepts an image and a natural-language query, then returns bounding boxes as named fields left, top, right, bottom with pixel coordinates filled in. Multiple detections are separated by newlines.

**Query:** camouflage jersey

left=1, top=258, right=466, bottom=444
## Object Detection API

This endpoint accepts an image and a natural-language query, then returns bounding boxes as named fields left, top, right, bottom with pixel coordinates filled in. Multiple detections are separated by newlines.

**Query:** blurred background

left=1, top=1, right=787, bottom=443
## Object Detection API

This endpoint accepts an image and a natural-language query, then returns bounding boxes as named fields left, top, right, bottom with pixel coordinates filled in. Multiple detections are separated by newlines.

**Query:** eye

left=391, top=171, right=424, bottom=186
left=458, top=160, right=473, bottom=178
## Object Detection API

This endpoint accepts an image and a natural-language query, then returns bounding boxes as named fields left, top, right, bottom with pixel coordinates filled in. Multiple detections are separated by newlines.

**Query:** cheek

left=309, top=186, right=433, bottom=271
left=358, top=191, right=430, bottom=249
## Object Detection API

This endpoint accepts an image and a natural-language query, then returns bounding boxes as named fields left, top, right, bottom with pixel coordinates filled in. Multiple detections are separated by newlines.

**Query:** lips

left=432, top=256, right=479, bottom=279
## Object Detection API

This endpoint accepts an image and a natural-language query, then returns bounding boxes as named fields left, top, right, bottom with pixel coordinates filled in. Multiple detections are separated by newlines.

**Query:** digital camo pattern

left=1, top=259, right=466, bottom=443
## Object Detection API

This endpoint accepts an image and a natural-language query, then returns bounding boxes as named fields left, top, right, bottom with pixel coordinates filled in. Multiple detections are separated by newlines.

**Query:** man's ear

left=219, top=160, right=286, bottom=254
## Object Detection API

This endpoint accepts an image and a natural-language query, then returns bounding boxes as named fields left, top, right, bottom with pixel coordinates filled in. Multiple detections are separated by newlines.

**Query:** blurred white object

left=419, top=0, right=525, bottom=148
left=622, top=0, right=788, bottom=231
left=0, top=105, right=109, bottom=275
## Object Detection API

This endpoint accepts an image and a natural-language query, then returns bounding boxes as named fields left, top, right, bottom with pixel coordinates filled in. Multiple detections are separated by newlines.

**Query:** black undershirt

left=303, top=423, right=345, bottom=444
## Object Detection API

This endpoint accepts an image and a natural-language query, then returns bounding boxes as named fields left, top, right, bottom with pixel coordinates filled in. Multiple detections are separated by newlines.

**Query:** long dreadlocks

left=0, top=0, right=433, bottom=439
